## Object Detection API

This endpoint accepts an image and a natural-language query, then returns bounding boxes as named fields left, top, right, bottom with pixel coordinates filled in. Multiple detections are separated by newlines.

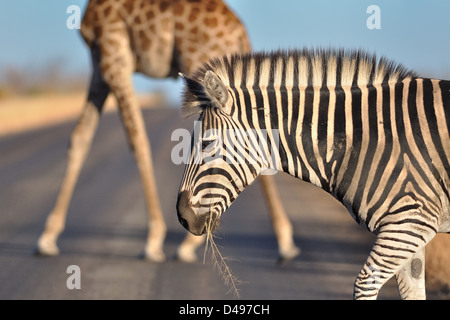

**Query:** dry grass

left=203, top=209, right=241, bottom=298
left=426, top=234, right=450, bottom=293
left=0, top=91, right=166, bottom=137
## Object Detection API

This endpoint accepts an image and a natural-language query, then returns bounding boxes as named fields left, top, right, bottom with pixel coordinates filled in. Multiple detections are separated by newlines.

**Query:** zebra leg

left=353, top=223, right=435, bottom=300
left=395, top=247, right=426, bottom=299
left=258, top=174, right=300, bottom=261
left=37, top=46, right=109, bottom=256
left=176, top=233, right=205, bottom=263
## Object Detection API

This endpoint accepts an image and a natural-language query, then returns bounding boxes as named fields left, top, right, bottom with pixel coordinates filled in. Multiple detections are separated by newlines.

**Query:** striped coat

left=177, top=49, right=450, bottom=299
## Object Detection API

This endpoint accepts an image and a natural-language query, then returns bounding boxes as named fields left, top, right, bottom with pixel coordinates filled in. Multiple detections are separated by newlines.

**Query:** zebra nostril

left=178, top=214, right=189, bottom=231
left=177, top=190, right=191, bottom=229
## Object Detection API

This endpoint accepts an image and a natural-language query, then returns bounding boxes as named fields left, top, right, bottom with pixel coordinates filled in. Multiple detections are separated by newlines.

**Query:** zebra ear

left=204, top=70, right=229, bottom=110
left=179, top=72, right=207, bottom=117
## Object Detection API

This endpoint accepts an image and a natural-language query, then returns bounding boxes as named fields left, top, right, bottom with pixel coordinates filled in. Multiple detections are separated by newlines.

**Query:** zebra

left=176, top=48, right=450, bottom=299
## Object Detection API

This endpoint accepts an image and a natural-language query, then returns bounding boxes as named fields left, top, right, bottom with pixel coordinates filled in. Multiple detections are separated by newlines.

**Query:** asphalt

left=0, top=107, right=409, bottom=300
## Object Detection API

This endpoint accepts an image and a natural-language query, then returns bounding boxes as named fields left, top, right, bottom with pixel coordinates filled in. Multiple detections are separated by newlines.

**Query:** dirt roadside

left=0, top=91, right=166, bottom=137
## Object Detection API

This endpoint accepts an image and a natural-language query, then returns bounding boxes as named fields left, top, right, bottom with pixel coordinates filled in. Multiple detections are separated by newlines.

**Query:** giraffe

left=36, top=0, right=299, bottom=262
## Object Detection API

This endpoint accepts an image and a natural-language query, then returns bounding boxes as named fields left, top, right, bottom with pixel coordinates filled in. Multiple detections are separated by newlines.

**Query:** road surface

left=0, top=107, right=425, bottom=300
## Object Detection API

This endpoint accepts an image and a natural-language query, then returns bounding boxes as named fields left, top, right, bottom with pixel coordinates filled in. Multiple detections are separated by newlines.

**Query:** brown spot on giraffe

left=146, top=10, right=155, bottom=20
left=190, top=26, right=199, bottom=35
left=175, top=22, right=184, bottom=31
left=205, top=0, right=218, bottom=12
left=135, top=15, right=142, bottom=24
left=188, top=7, right=201, bottom=23
left=209, top=43, right=219, bottom=51
left=104, top=5, right=112, bottom=17
left=159, top=0, right=170, bottom=13
left=204, top=17, right=218, bottom=28
left=173, top=2, right=184, bottom=16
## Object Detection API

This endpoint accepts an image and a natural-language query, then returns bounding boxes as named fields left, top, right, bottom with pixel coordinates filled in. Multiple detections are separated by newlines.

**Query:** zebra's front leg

left=353, top=224, right=434, bottom=300
left=395, top=247, right=426, bottom=299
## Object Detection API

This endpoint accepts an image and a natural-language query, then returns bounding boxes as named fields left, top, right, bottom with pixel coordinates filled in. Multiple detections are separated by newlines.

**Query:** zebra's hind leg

left=395, top=247, right=426, bottom=299
left=353, top=223, right=435, bottom=300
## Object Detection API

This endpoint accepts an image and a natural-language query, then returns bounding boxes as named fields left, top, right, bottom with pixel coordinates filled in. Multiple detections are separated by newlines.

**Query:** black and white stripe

left=178, top=49, right=450, bottom=299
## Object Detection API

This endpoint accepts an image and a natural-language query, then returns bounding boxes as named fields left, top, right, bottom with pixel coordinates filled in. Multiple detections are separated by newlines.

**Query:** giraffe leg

left=116, top=91, right=166, bottom=262
left=353, top=220, right=435, bottom=300
left=395, top=247, right=427, bottom=299
left=177, top=233, right=205, bottom=263
left=103, top=58, right=166, bottom=262
left=37, top=47, right=109, bottom=255
left=259, top=174, right=300, bottom=261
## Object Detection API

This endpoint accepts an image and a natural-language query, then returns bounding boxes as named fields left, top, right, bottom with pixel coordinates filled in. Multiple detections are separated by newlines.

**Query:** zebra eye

left=202, top=139, right=215, bottom=151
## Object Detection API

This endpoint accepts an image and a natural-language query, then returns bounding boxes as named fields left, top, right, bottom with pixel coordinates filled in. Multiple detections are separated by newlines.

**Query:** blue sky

left=1, top=1, right=449, bottom=101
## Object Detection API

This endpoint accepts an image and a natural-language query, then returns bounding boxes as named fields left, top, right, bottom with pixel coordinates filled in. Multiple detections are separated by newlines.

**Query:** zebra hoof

left=35, top=239, right=60, bottom=256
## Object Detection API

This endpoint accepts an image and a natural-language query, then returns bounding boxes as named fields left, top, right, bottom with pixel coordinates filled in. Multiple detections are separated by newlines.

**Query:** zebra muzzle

left=177, top=190, right=209, bottom=236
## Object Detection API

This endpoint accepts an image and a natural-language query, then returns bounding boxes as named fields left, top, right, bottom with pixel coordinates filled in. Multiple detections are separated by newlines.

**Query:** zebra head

left=177, top=70, right=279, bottom=235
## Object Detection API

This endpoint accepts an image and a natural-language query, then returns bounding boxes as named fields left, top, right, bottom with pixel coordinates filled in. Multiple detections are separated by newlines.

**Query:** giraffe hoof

left=176, top=247, right=198, bottom=263
left=143, top=249, right=166, bottom=263
left=36, top=238, right=60, bottom=256
left=277, top=245, right=301, bottom=264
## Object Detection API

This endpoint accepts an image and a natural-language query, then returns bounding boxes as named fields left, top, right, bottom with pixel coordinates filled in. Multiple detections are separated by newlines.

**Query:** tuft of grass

left=203, top=208, right=241, bottom=298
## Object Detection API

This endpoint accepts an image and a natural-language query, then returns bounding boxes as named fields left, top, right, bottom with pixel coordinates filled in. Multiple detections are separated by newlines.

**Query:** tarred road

left=0, top=107, right=406, bottom=299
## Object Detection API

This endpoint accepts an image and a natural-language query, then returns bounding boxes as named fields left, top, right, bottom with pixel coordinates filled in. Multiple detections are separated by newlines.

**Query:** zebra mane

left=181, top=48, right=417, bottom=117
